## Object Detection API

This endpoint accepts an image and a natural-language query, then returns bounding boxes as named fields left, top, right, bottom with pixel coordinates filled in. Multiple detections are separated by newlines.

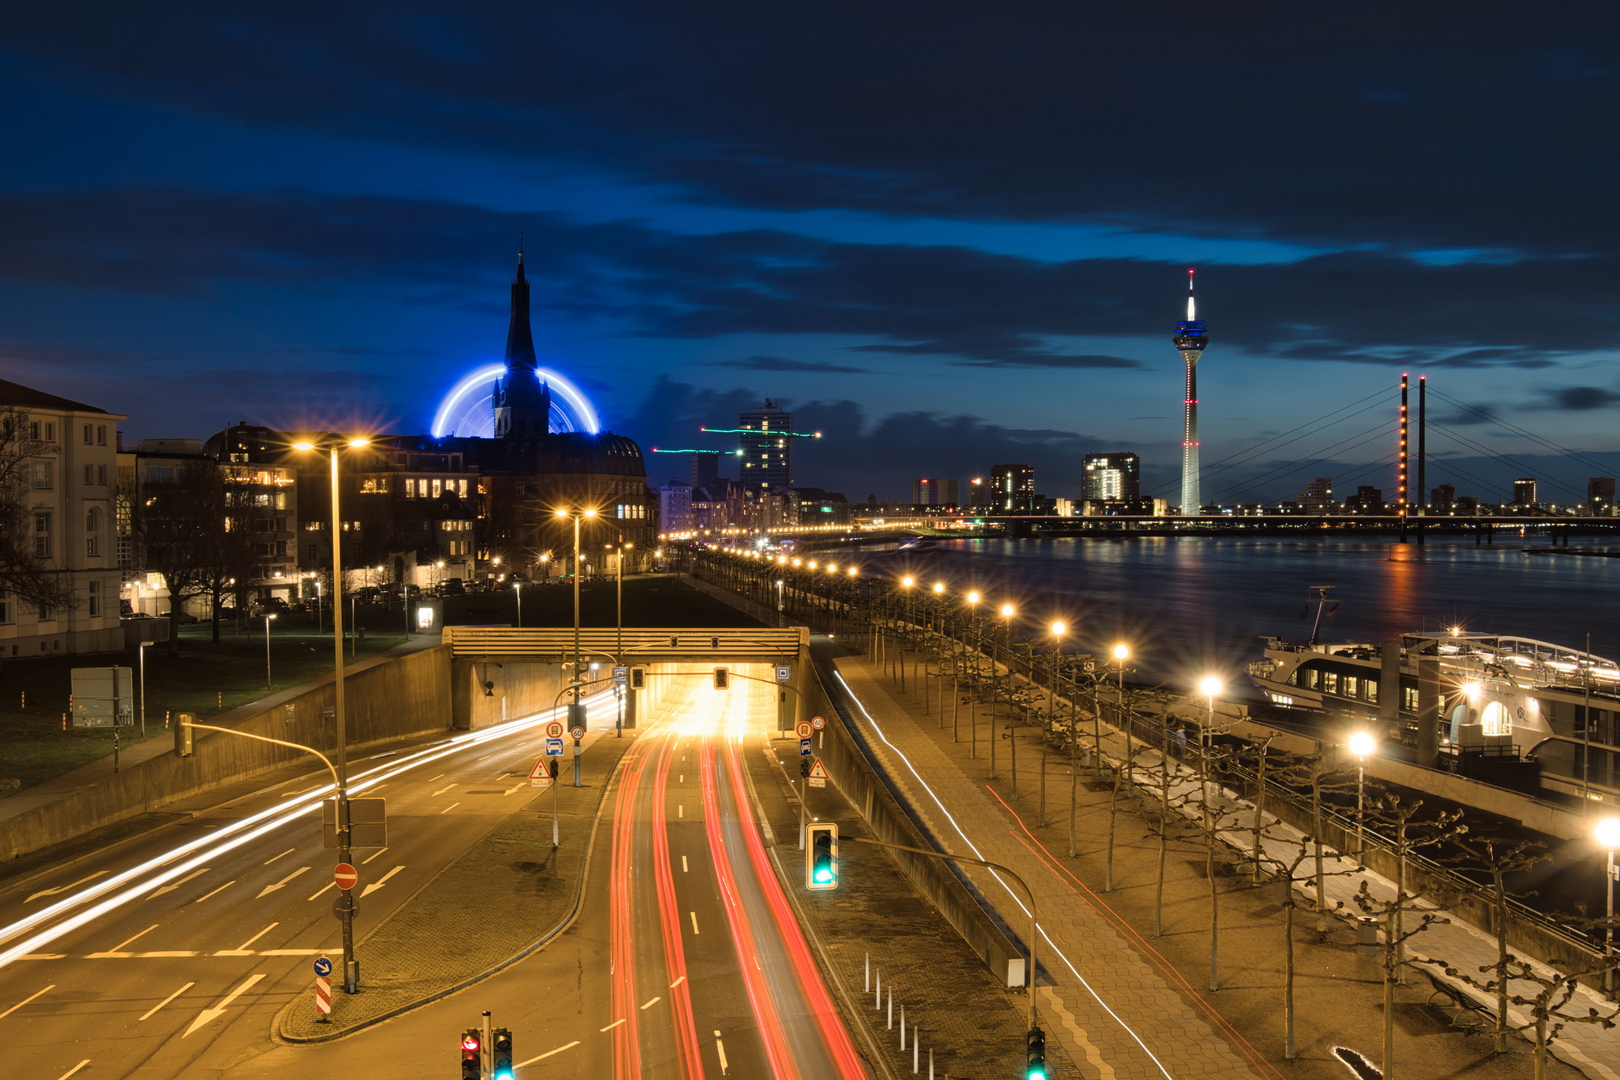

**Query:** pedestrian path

left=828, top=649, right=1620, bottom=1080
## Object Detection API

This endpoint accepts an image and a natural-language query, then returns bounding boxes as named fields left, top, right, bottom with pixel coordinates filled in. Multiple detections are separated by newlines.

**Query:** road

left=0, top=673, right=871, bottom=1079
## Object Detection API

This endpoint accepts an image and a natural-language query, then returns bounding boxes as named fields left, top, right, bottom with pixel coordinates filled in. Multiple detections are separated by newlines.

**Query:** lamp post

left=932, top=581, right=944, bottom=634
left=539, top=551, right=550, bottom=585
left=554, top=507, right=597, bottom=721
left=967, top=592, right=981, bottom=756
left=1198, top=675, right=1225, bottom=992
left=1048, top=621, right=1065, bottom=830
left=138, top=639, right=152, bottom=737
left=1112, top=642, right=1130, bottom=740
left=615, top=539, right=633, bottom=737
left=293, top=434, right=369, bottom=995
left=1349, top=730, right=1377, bottom=866
left=992, top=603, right=1014, bottom=780
left=514, top=580, right=522, bottom=628
left=1596, top=816, right=1620, bottom=997
left=263, top=613, right=277, bottom=690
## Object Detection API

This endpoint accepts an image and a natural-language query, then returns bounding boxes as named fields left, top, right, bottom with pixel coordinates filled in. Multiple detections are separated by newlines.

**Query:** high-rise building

left=1589, top=477, right=1616, bottom=513
left=990, top=464, right=1035, bottom=512
left=1081, top=453, right=1140, bottom=503
left=911, top=477, right=960, bottom=506
left=1173, top=270, right=1209, bottom=515
left=1513, top=478, right=1538, bottom=507
left=1299, top=477, right=1334, bottom=513
left=739, top=400, right=793, bottom=493
left=690, top=452, right=719, bottom=488
left=1431, top=484, right=1456, bottom=511
left=659, top=480, right=693, bottom=534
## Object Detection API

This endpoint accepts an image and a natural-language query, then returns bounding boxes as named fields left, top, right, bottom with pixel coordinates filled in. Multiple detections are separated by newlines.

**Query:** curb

left=273, top=734, right=641, bottom=1043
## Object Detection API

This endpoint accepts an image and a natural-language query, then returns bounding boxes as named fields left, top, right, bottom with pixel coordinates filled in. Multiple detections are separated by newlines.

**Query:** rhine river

left=878, top=535, right=1620, bottom=690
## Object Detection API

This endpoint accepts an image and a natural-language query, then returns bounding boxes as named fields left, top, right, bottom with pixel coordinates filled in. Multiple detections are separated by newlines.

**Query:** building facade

left=738, top=400, right=794, bottom=493
left=911, top=477, right=960, bottom=506
left=990, top=463, right=1036, bottom=513
left=1081, top=453, right=1141, bottom=503
left=1299, top=477, right=1334, bottom=513
left=0, top=379, right=124, bottom=656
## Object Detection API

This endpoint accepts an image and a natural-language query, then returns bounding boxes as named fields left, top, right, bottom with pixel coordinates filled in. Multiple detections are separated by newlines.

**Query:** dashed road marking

left=600, top=1018, right=625, bottom=1032
left=138, top=982, right=194, bottom=1022
left=308, top=882, right=336, bottom=902
left=215, top=923, right=278, bottom=956
left=689, top=912, right=699, bottom=934
left=715, top=1029, right=729, bottom=1075
left=55, top=1059, right=90, bottom=1080
left=517, top=1040, right=579, bottom=1066
left=682, top=856, right=689, bottom=873
left=0, top=985, right=53, bottom=1020
left=88, top=924, right=160, bottom=958
left=263, top=848, right=296, bottom=865
left=361, top=847, right=390, bottom=864
left=641, top=996, right=661, bottom=1010
left=439, top=802, right=460, bottom=814
left=195, top=881, right=236, bottom=904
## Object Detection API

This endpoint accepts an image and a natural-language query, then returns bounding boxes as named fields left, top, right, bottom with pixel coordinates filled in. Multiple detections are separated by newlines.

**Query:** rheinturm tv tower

left=1173, top=269, right=1209, bottom=515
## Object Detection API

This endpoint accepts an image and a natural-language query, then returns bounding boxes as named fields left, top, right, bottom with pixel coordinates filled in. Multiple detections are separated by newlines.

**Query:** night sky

left=2, top=4, right=1617, bottom=504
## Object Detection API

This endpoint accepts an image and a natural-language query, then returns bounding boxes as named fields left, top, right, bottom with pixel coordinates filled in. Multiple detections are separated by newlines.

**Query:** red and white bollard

left=314, top=974, right=332, bottom=1022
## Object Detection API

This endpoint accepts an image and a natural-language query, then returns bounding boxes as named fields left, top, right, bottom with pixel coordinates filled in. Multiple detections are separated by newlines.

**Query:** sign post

left=812, top=714, right=826, bottom=749
left=796, top=719, right=813, bottom=848
left=545, top=731, right=565, bottom=848
left=571, top=725, right=585, bottom=788
left=313, top=956, right=333, bottom=1022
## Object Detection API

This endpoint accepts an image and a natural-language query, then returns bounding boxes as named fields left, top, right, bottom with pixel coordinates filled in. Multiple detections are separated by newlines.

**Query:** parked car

left=439, top=578, right=466, bottom=596
left=253, top=597, right=291, bottom=616
left=163, top=609, right=200, bottom=625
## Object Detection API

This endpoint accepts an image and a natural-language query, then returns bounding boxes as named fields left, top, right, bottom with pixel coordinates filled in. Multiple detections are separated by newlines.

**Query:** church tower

left=493, top=245, right=552, bottom=438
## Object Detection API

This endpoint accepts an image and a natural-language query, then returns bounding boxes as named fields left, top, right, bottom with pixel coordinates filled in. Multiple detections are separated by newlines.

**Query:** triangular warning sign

left=808, top=759, right=829, bottom=780
left=529, top=758, right=548, bottom=781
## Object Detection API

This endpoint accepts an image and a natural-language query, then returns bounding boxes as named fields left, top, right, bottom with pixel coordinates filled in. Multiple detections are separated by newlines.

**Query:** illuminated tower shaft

left=1173, top=271, right=1209, bottom=515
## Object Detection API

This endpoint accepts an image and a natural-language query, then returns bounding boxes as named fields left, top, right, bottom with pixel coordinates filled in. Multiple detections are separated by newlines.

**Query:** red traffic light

left=462, top=1035, right=481, bottom=1054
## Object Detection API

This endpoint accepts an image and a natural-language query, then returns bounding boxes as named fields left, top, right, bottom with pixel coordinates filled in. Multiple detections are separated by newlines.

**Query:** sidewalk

left=825, top=646, right=1602, bottom=1080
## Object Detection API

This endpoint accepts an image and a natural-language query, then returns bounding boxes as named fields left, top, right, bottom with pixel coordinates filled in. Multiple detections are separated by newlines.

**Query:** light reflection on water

left=889, top=536, right=1620, bottom=688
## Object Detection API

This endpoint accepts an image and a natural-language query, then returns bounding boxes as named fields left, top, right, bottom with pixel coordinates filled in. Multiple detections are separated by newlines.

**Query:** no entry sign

left=333, top=863, right=358, bottom=891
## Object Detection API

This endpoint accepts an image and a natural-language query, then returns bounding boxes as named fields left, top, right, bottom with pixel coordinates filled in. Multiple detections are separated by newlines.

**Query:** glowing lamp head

left=292, top=440, right=316, bottom=451
left=933, top=582, right=944, bottom=594
left=1349, top=731, right=1377, bottom=758
left=1596, top=816, right=1620, bottom=849
left=347, top=437, right=370, bottom=448
left=1113, top=644, right=1129, bottom=661
left=1462, top=681, right=1482, bottom=701
left=1199, top=676, right=1222, bottom=698
left=1000, top=604, right=1015, bottom=618
left=902, top=576, right=914, bottom=588
left=967, top=591, right=980, bottom=605
left=1051, top=621, right=1066, bottom=636
left=584, top=508, right=596, bottom=518
left=848, top=567, right=858, bottom=577
left=554, top=509, right=567, bottom=518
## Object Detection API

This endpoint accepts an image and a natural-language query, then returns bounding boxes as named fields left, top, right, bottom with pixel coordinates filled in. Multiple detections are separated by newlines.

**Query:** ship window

left=1343, top=675, right=1359, bottom=698
left=1303, top=668, right=1318, bottom=690
left=1322, top=671, right=1338, bottom=694
left=1402, top=686, right=1420, bottom=711
left=1286, top=670, right=1298, bottom=687
left=1365, top=680, right=1378, bottom=704
left=1481, top=701, right=1511, bottom=737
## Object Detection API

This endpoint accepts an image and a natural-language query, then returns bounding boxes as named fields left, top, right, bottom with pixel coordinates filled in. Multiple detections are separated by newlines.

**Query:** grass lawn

left=0, top=575, right=759, bottom=797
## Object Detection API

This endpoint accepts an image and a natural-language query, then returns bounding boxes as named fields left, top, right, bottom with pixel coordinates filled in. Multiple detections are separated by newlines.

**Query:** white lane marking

left=87, top=924, right=160, bottom=957
left=308, top=882, right=337, bottom=902
left=256, top=867, right=311, bottom=899
left=682, top=855, right=689, bottom=873
left=680, top=774, right=684, bottom=783
left=215, top=923, right=278, bottom=956
left=426, top=773, right=445, bottom=783
left=670, top=975, right=686, bottom=988
left=16, top=954, right=66, bottom=961
left=361, top=847, right=390, bottom=864
left=678, top=805, right=684, bottom=818
left=259, top=949, right=323, bottom=956
left=279, top=785, right=320, bottom=799
left=26, top=872, right=108, bottom=904
left=439, top=802, right=460, bottom=815
left=503, top=783, right=525, bottom=795
left=138, top=981, right=194, bottom=1021
left=689, top=912, right=699, bottom=934
left=183, top=972, right=265, bottom=1037
left=55, top=1060, right=90, bottom=1080
left=516, top=1040, right=579, bottom=1066
left=263, top=848, right=295, bottom=865
left=360, top=866, right=405, bottom=897
left=640, top=996, right=661, bottom=1010
left=148, top=868, right=209, bottom=899
left=0, top=984, right=53, bottom=1019
left=132, top=951, right=197, bottom=958
left=195, top=881, right=236, bottom=904
left=715, top=1029, right=729, bottom=1075
left=432, top=783, right=457, bottom=796
left=600, top=1018, right=626, bottom=1032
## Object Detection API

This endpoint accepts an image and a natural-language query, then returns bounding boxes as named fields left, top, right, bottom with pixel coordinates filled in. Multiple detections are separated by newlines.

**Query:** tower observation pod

left=1173, top=269, right=1209, bottom=515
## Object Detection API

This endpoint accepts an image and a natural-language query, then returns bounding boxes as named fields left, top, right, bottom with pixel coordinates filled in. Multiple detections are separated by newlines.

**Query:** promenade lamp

left=514, top=579, right=522, bottom=628
left=554, top=507, right=597, bottom=711
left=1050, top=621, right=1066, bottom=835
left=902, top=575, right=915, bottom=630
left=992, top=603, right=1015, bottom=780
left=933, top=581, right=945, bottom=633
left=263, top=612, right=277, bottom=689
left=614, top=539, right=634, bottom=732
left=1348, top=730, right=1378, bottom=865
left=292, top=434, right=371, bottom=994
left=539, top=551, right=550, bottom=584
left=1597, top=816, right=1620, bottom=997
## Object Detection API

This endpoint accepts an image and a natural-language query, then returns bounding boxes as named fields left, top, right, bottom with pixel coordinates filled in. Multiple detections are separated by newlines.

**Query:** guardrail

left=444, top=626, right=807, bottom=660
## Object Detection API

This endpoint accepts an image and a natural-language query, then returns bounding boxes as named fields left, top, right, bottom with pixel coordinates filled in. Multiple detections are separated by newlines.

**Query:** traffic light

left=630, top=666, right=645, bottom=690
left=714, top=667, right=730, bottom=690
left=806, top=822, right=838, bottom=890
left=799, top=758, right=811, bottom=779
left=460, top=1030, right=482, bottom=1080
left=548, top=759, right=559, bottom=780
left=1025, top=1026, right=1047, bottom=1080
left=492, top=1027, right=514, bottom=1080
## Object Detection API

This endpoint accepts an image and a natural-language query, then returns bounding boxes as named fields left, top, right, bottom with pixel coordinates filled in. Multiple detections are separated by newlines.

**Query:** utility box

left=70, top=667, right=134, bottom=727
left=413, top=598, right=444, bottom=633
left=174, top=711, right=195, bottom=757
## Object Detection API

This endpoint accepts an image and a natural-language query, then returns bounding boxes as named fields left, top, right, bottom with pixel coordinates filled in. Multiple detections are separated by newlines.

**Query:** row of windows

left=82, top=464, right=109, bottom=486
left=0, top=582, right=104, bottom=623
left=402, top=478, right=470, bottom=499
left=1292, top=665, right=1381, bottom=704
left=615, top=504, right=647, bottom=519
left=82, top=423, right=109, bottom=446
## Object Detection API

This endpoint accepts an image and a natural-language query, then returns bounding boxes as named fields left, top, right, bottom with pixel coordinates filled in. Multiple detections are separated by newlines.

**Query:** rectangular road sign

left=70, top=666, right=134, bottom=728
left=545, top=737, right=565, bottom=757
left=799, top=737, right=812, bottom=756
left=775, top=665, right=791, bottom=683
left=612, top=666, right=627, bottom=684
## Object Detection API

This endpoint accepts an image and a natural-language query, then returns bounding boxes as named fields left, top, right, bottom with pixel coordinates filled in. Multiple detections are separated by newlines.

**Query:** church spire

left=504, top=239, right=537, bottom=371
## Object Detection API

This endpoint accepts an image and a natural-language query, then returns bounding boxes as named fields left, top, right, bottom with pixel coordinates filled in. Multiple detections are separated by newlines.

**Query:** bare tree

left=127, top=463, right=232, bottom=655
left=0, top=405, right=76, bottom=611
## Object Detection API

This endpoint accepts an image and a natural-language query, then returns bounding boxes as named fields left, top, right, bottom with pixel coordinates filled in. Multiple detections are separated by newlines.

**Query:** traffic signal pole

left=854, top=836, right=1040, bottom=1033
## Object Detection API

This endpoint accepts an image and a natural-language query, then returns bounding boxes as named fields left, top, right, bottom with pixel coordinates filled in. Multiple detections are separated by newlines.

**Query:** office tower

left=1173, top=270, right=1209, bottom=514
left=911, top=478, right=960, bottom=506
left=739, top=399, right=793, bottom=492
left=1081, top=453, right=1141, bottom=502
left=1513, top=478, right=1537, bottom=507
left=990, top=464, right=1035, bottom=512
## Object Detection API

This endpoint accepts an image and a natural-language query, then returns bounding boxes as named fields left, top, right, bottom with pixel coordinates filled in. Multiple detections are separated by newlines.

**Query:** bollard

left=865, top=953, right=870, bottom=993
left=875, top=970, right=881, bottom=1009
left=887, top=986, right=892, bottom=1029
left=165, top=710, right=171, bottom=730
left=914, top=1029, right=920, bottom=1074
left=929, top=1047, right=933, bottom=1078
left=61, top=712, right=67, bottom=731
left=900, top=1005, right=905, bottom=1049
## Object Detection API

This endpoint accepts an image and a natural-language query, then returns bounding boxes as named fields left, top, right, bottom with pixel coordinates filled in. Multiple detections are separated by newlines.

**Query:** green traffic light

left=814, top=865, right=832, bottom=883
left=1027, top=1071, right=1046, bottom=1080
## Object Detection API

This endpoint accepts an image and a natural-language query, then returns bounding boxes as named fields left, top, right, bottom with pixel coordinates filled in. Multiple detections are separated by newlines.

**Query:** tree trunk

left=1312, top=778, right=1328, bottom=934
left=1383, top=909, right=1397, bottom=1080
left=1252, top=746, right=1267, bottom=883
left=1494, top=871, right=1509, bottom=1053
left=1284, top=899, right=1297, bottom=1060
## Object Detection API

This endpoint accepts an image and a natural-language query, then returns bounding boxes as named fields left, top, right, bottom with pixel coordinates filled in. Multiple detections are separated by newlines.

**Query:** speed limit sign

left=811, top=715, right=826, bottom=730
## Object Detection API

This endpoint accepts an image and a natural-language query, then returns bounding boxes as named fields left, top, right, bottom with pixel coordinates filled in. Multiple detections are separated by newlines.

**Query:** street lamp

left=992, top=603, right=1015, bottom=780
left=614, top=539, right=634, bottom=736
left=1596, top=816, right=1620, bottom=997
left=263, top=612, right=277, bottom=689
left=293, top=434, right=370, bottom=994
left=1349, top=730, right=1377, bottom=865
left=1198, top=675, right=1225, bottom=992
left=1049, top=621, right=1065, bottom=831
left=554, top=507, right=597, bottom=722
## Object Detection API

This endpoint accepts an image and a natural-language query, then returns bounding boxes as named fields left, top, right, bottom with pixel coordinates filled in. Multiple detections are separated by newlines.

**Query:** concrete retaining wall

left=805, top=658, right=1028, bottom=986
left=1, top=644, right=452, bottom=862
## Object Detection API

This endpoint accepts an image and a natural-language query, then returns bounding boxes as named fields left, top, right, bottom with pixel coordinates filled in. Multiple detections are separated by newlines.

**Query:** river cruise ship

left=1249, top=618, right=1619, bottom=807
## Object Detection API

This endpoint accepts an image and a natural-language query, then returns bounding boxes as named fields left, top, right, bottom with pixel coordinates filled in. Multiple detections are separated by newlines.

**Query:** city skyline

left=1, top=6, right=1618, bottom=503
